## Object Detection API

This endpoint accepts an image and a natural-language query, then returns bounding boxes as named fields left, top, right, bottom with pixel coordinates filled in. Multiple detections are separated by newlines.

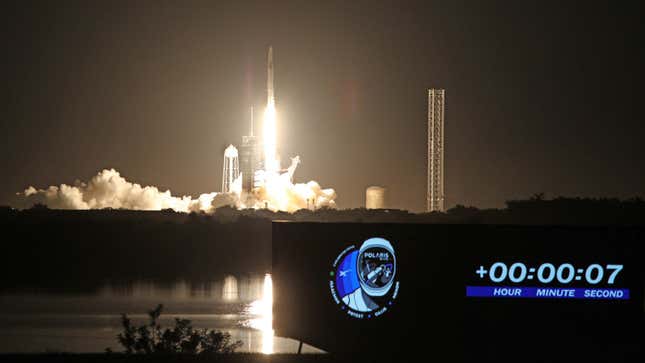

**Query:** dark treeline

left=0, top=208, right=272, bottom=291
left=1, top=196, right=643, bottom=291
left=200, top=195, right=645, bottom=225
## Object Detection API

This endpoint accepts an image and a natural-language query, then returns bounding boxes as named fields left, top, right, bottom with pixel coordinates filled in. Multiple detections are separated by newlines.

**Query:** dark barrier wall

left=272, top=222, right=644, bottom=362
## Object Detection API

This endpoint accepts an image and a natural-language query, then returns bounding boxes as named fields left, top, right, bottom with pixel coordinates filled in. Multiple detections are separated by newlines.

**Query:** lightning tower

left=427, top=89, right=445, bottom=212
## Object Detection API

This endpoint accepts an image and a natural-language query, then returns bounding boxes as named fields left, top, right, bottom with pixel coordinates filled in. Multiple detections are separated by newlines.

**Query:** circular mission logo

left=329, top=237, right=400, bottom=319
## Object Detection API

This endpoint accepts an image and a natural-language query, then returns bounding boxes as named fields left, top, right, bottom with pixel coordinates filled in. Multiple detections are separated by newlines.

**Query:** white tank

left=365, top=186, right=386, bottom=209
left=222, top=144, right=240, bottom=193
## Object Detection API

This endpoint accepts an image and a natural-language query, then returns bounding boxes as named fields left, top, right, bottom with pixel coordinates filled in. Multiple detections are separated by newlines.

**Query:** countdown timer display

left=273, top=222, right=644, bottom=360
left=466, top=262, right=629, bottom=300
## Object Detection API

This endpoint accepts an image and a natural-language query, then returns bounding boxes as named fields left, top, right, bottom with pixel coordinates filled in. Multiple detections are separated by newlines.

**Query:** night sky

left=3, top=1, right=643, bottom=211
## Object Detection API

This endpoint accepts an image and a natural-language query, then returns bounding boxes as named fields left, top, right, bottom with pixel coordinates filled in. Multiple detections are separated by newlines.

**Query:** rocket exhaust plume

left=252, top=46, right=337, bottom=211
left=263, top=104, right=277, bottom=173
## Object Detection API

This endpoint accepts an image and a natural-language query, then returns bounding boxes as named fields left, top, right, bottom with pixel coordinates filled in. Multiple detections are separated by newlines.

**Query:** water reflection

left=222, top=275, right=239, bottom=302
left=0, top=274, right=317, bottom=354
left=262, top=274, right=274, bottom=354
left=95, top=276, right=262, bottom=302
left=243, top=274, right=273, bottom=354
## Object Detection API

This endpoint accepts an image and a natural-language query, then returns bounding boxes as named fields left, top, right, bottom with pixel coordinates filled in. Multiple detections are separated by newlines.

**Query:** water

left=0, top=274, right=323, bottom=354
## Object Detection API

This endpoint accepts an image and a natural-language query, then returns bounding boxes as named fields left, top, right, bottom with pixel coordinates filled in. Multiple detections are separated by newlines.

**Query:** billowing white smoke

left=250, top=156, right=336, bottom=212
left=20, top=161, right=336, bottom=213
left=21, top=169, right=230, bottom=213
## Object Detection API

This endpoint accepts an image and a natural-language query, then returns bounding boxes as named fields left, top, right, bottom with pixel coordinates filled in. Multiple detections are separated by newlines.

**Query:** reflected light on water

left=246, top=273, right=274, bottom=354
left=222, top=275, right=239, bottom=301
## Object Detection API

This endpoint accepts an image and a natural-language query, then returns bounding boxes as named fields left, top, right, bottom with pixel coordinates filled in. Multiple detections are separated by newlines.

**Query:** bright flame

left=247, top=274, right=274, bottom=354
left=250, top=156, right=336, bottom=212
left=263, top=102, right=279, bottom=173
left=261, top=273, right=274, bottom=354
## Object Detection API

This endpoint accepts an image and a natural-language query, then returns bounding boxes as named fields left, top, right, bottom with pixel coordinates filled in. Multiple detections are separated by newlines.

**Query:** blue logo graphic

left=329, top=238, right=400, bottom=319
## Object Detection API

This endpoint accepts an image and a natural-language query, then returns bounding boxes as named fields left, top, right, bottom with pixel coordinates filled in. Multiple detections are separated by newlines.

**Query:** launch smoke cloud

left=21, top=169, right=221, bottom=213
left=19, top=163, right=336, bottom=213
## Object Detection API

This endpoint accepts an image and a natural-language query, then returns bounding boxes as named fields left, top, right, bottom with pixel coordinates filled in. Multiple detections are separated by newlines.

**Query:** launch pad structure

left=239, top=107, right=261, bottom=191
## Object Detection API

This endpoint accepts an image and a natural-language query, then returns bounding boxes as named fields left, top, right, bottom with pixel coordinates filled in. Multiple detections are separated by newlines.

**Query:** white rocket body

left=263, top=46, right=279, bottom=173
left=267, top=46, right=274, bottom=107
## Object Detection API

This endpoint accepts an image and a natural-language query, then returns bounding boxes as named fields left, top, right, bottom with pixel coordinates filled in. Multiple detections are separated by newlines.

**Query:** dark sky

left=3, top=1, right=643, bottom=211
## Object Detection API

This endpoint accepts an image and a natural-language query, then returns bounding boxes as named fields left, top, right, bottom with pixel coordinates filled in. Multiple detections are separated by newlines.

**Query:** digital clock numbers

left=475, top=263, right=624, bottom=285
left=467, top=262, right=630, bottom=300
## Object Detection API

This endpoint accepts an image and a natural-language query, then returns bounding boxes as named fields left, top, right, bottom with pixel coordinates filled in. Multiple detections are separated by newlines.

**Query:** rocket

left=267, top=46, right=274, bottom=106
left=262, top=46, right=279, bottom=173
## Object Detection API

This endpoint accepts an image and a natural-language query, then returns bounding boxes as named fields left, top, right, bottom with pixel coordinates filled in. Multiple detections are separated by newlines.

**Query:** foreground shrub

left=115, top=304, right=243, bottom=354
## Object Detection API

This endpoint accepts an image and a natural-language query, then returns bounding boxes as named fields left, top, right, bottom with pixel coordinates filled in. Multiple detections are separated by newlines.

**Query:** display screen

left=272, top=223, right=644, bottom=361
left=466, top=262, right=629, bottom=299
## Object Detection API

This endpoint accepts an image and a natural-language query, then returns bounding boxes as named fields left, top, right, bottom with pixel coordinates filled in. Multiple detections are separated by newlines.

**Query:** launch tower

left=240, top=108, right=261, bottom=191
